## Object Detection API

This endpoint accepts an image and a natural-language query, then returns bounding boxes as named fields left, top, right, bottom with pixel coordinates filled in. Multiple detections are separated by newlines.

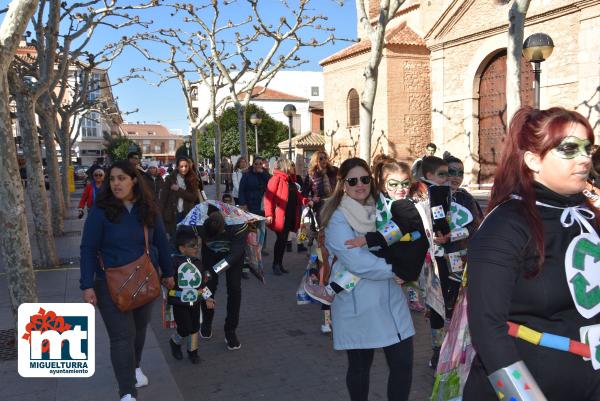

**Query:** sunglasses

left=345, top=175, right=371, bottom=187
left=386, top=179, right=411, bottom=191
left=448, top=168, right=464, bottom=177
left=319, top=156, right=328, bottom=161
left=553, top=136, right=593, bottom=159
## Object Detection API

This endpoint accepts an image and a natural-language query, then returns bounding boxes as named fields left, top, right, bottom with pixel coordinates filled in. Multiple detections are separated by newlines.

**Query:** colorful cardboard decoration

left=447, top=251, right=464, bottom=273
left=178, top=200, right=266, bottom=227
left=177, top=260, right=202, bottom=289
left=432, top=205, right=446, bottom=220
left=449, top=202, right=473, bottom=231
left=333, top=268, right=361, bottom=291
left=180, top=288, right=198, bottom=303
left=581, top=324, right=600, bottom=369
left=565, top=232, right=600, bottom=319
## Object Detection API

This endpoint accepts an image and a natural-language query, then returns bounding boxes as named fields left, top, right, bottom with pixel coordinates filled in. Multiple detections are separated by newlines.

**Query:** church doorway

left=477, top=50, right=534, bottom=184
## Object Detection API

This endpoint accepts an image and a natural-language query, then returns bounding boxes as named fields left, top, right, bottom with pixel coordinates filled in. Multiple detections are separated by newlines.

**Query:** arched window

left=347, top=89, right=359, bottom=127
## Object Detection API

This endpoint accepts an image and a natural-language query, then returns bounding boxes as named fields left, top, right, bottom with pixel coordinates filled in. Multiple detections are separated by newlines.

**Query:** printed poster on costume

left=580, top=324, right=600, bottom=370
left=449, top=202, right=473, bottom=231
left=565, top=232, right=600, bottom=319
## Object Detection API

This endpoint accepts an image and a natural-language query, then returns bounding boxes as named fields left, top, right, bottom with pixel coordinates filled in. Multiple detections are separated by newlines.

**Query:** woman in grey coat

left=320, top=157, right=414, bottom=401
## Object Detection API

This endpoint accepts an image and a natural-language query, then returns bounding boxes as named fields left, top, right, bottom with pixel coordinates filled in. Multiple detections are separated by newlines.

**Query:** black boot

left=187, top=349, right=200, bottom=364
left=272, top=264, right=283, bottom=276
left=169, top=339, right=183, bottom=360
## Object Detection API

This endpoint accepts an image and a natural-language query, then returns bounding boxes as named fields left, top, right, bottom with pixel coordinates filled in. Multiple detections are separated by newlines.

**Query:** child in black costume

left=166, top=228, right=214, bottom=364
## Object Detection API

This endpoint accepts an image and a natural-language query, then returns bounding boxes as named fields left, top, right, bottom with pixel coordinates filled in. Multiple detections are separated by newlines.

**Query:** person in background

left=78, top=166, right=105, bottom=219
left=264, top=158, right=307, bottom=276
left=239, top=156, right=270, bottom=256
left=144, top=161, right=164, bottom=204
left=465, top=107, right=600, bottom=400
left=231, top=157, right=247, bottom=205
left=320, top=157, right=414, bottom=401
left=221, top=156, right=233, bottom=193
left=127, top=151, right=145, bottom=174
left=85, top=157, right=104, bottom=183
left=411, top=142, right=437, bottom=179
left=222, top=193, right=234, bottom=205
left=80, top=160, right=173, bottom=401
left=160, top=156, right=200, bottom=238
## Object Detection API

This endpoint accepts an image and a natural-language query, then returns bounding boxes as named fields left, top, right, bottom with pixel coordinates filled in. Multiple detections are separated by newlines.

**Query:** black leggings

left=273, top=228, right=291, bottom=265
left=172, top=303, right=200, bottom=337
left=346, top=337, right=413, bottom=401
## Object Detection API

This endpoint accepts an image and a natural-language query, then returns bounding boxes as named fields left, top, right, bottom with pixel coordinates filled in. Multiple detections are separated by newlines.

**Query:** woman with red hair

left=464, top=107, right=600, bottom=400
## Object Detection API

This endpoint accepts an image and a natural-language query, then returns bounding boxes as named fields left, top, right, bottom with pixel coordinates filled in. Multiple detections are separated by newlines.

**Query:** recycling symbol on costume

left=580, top=324, right=600, bottom=370
left=565, top=232, right=600, bottom=319
left=177, top=260, right=202, bottom=289
left=449, top=202, right=473, bottom=231
left=180, top=288, right=198, bottom=303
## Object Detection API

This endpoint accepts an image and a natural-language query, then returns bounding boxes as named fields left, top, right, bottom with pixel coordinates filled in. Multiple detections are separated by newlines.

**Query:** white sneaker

left=120, top=395, right=136, bottom=401
left=320, top=323, right=332, bottom=334
left=135, top=367, right=148, bottom=388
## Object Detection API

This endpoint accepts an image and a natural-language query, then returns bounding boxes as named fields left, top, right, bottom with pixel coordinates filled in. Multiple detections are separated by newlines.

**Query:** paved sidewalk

left=0, top=187, right=183, bottom=401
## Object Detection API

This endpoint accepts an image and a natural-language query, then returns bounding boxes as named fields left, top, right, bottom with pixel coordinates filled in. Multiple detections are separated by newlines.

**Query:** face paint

left=552, top=136, right=593, bottom=160
left=385, top=179, right=411, bottom=193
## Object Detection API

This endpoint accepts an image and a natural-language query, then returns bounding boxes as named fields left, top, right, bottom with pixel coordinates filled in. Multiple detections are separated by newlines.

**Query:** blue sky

left=95, top=1, right=358, bottom=135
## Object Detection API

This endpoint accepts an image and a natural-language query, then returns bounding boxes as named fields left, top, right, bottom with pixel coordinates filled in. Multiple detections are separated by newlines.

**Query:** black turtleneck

left=465, top=181, right=600, bottom=400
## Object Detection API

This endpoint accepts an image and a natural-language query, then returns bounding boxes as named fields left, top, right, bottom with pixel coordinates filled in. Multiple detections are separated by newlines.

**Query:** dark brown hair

left=96, top=160, right=158, bottom=227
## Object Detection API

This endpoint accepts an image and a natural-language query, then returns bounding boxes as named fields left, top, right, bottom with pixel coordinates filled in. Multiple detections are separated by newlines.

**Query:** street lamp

left=523, top=33, right=554, bottom=109
left=283, top=104, right=296, bottom=160
left=250, top=113, right=262, bottom=156
left=185, top=141, right=191, bottom=158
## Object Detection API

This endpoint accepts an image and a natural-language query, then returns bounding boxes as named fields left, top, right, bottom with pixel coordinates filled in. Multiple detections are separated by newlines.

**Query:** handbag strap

left=97, top=225, right=150, bottom=271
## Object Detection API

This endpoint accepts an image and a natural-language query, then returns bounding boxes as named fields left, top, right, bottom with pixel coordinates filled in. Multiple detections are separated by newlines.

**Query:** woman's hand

left=205, top=298, right=216, bottom=310
left=161, top=277, right=175, bottom=289
left=83, top=288, right=97, bottom=306
left=170, top=184, right=180, bottom=191
left=345, top=236, right=367, bottom=249
left=393, top=275, right=404, bottom=286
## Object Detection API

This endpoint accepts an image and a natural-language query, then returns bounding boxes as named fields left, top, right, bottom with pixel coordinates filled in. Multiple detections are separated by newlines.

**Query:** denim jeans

left=95, top=279, right=154, bottom=398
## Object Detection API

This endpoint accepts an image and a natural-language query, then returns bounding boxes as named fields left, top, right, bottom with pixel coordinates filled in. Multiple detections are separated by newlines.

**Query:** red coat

left=264, top=170, right=307, bottom=233
left=78, top=183, right=102, bottom=209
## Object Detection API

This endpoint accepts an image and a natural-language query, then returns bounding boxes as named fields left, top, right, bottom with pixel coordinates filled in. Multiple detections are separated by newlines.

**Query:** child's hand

left=345, top=236, right=367, bottom=249
left=205, top=298, right=216, bottom=310
left=161, top=277, right=175, bottom=289
left=433, top=231, right=450, bottom=245
left=393, top=275, right=404, bottom=286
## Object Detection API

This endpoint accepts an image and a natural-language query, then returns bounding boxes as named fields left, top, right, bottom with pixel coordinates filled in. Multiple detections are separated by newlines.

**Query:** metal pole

left=254, top=125, right=259, bottom=155
left=288, top=116, right=293, bottom=161
left=533, top=61, right=541, bottom=109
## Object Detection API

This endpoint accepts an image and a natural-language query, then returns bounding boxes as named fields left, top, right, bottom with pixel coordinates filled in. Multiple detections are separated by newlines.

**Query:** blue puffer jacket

left=325, top=209, right=415, bottom=350
left=238, top=170, right=270, bottom=215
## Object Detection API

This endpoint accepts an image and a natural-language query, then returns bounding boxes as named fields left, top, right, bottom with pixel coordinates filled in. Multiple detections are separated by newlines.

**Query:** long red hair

left=488, top=106, right=596, bottom=275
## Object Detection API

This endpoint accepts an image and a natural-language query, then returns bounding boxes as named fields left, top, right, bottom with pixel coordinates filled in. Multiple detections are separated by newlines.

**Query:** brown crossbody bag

left=98, top=226, right=161, bottom=312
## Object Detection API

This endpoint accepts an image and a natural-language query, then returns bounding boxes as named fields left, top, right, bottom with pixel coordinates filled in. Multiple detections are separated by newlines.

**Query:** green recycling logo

left=177, top=261, right=202, bottom=289
left=180, top=288, right=198, bottom=303
left=449, top=203, right=473, bottom=231
left=565, top=233, right=600, bottom=319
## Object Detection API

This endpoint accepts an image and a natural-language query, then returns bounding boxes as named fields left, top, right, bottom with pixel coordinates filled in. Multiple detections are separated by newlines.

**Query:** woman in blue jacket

left=319, top=157, right=414, bottom=401
left=80, top=161, right=173, bottom=401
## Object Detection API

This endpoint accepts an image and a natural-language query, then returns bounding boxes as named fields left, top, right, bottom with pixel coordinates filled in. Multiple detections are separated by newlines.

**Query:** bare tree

left=132, top=0, right=338, bottom=197
left=0, top=0, right=40, bottom=318
left=505, top=0, right=531, bottom=121
left=356, top=0, right=406, bottom=164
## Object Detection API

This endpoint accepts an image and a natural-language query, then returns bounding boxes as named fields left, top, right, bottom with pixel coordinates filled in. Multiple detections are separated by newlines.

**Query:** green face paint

left=552, top=136, right=592, bottom=159
left=385, top=179, right=410, bottom=192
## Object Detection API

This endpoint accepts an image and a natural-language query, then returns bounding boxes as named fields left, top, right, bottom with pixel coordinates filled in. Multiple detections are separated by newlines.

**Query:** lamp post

left=283, top=104, right=296, bottom=161
left=522, top=33, right=554, bottom=109
left=250, top=113, right=262, bottom=156
left=185, top=141, right=191, bottom=158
